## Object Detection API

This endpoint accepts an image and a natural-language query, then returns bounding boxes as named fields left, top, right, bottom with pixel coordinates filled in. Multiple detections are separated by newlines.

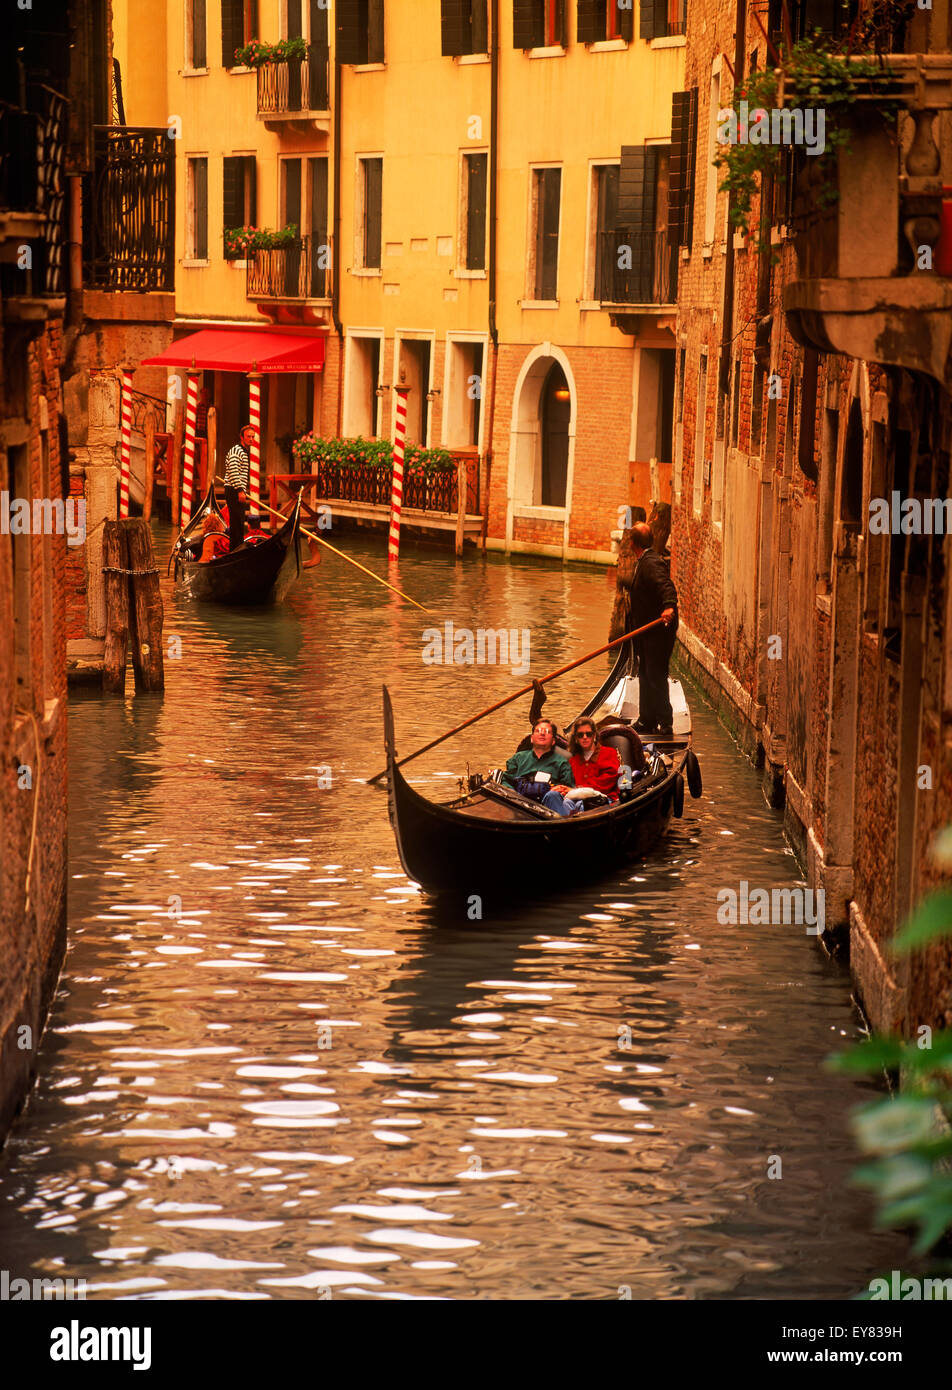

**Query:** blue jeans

left=542, top=789, right=574, bottom=817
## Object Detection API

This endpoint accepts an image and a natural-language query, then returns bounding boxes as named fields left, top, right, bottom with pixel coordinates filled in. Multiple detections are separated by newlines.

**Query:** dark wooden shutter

left=335, top=0, right=362, bottom=64
left=192, top=0, right=207, bottom=67
left=595, top=164, right=619, bottom=300
left=513, top=0, right=542, bottom=48
left=244, top=0, right=258, bottom=43
left=193, top=157, right=208, bottom=258
left=364, top=158, right=382, bottom=267
left=223, top=155, right=242, bottom=232
left=246, top=155, right=257, bottom=224
left=284, top=157, right=302, bottom=230
left=618, top=0, right=634, bottom=41
left=668, top=87, right=697, bottom=248
left=639, top=0, right=667, bottom=40
left=556, top=0, right=568, bottom=46
left=535, top=168, right=561, bottom=299
left=472, top=0, right=489, bottom=51
left=618, top=145, right=657, bottom=301
left=466, top=153, right=487, bottom=269
left=368, top=0, right=385, bottom=62
left=287, top=0, right=303, bottom=37
left=221, top=0, right=243, bottom=66
left=309, top=156, right=328, bottom=294
left=577, top=0, right=601, bottom=43
left=442, top=0, right=469, bottom=55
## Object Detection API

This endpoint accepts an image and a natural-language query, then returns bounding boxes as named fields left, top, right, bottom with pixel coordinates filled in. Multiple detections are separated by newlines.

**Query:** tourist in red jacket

left=567, top=719, right=622, bottom=803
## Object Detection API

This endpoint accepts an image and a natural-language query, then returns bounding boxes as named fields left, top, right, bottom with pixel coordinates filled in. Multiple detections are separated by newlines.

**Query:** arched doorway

left=540, top=363, right=570, bottom=506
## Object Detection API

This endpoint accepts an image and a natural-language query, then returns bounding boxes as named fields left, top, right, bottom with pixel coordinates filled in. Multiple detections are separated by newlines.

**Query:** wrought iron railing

left=84, top=126, right=175, bottom=292
left=0, top=85, right=67, bottom=296
left=256, top=47, right=330, bottom=116
left=596, top=227, right=677, bottom=305
left=300, top=457, right=479, bottom=515
left=247, top=235, right=329, bottom=300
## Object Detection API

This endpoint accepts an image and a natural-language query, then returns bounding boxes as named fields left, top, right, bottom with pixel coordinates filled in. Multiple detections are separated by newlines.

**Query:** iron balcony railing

left=247, top=235, right=329, bottom=300
left=0, top=85, right=68, bottom=297
left=596, top=227, right=677, bottom=306
left=256, top=47, right=330, bottom=117
left=83, top=126, right=175, bottom=292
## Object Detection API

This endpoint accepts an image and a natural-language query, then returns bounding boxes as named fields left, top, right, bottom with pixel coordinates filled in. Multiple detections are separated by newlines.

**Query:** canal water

left=0, top=531, right=904, bottom=1299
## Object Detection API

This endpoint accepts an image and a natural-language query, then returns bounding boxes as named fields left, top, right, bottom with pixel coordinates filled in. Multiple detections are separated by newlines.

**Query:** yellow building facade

left=114, top=1, right=686, bottom=559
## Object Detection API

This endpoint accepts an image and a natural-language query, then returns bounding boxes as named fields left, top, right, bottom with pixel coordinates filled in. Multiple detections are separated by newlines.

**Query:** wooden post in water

left=455, top=456, right=466, bottom=558
left=124, top=518, right=165, bottom=692
left=206, top=405, right=217, bottom=494
left=170, top=399, right=185, bottom=528
left=102, top=519, right=129, bottom=694
left=142, top=409, right=156, bottom=522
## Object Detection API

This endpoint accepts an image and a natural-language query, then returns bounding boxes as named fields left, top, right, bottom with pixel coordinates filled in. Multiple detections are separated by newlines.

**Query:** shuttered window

left=189, top=0, right=207, bottom=68
left=668, top=87, right=698, bottom=249
left=337, top=0, right=385, bottom=65
left=594, top=164, right=619, bottom=301
left=579, top=0, right=634, bottom=42
left=222, top=155, right=256, bottom=239
left=513, top=0, right=564, bottom=49
left=188, top=157, right=208, bottom=259
left=361, top=157, right=382, bottom=268
left=617, top=145, right=658, bottom=302
left=465, top=153, right=488, bottom=270
left=532, top=167, right=561, bottom=300
left=221, top=0, right=257, bottom=67
left=441, top=0, right=489, bottom=55
left=640, top=0, right=685, bottom=40
left=309, top=157, right=329, bottom=294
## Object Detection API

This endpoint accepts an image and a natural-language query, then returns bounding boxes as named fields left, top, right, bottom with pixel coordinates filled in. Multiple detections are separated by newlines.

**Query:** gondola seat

left=598, top=723, right=646, bottom=773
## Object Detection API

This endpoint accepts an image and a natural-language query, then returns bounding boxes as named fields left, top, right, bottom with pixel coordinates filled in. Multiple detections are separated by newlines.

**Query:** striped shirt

left=224, top=444, right=250, bottom=490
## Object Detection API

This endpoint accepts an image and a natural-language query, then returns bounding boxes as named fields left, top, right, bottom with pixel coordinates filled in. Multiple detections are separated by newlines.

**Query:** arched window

left=540, top=363, right=570, bottom=507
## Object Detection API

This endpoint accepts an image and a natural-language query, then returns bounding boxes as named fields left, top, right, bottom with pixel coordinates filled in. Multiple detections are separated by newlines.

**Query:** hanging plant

left=714, top=32, right=901, bottom=250
left=292, top=434, right=455, bottom=476
left=235, top=37, right=307, bottom=67
left=224, top=224, right=300, bottom=259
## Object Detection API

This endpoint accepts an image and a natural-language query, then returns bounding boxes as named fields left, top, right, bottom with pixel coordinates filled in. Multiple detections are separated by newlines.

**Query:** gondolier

left=627, top=522, right=679, bottom=737
left=224, top=424, right=256, bottom=552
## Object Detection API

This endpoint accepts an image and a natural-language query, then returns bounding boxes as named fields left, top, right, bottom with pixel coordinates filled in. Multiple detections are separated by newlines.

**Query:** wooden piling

left=206, top=406, right=217, bottom=493
left=102, top=519, right=129, bottom=694
left=124, top=518, right=165, bottom=693
left=170, top=400, right=184, bottom=528
left=142, top=408, right=156, bottom=522
left=455, top=457, right=466, bottom=558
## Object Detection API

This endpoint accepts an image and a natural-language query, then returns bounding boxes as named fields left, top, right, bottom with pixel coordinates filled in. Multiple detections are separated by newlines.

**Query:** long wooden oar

left=259, top=500, right=435, bottom=615
left=366, top=616, right=668, bottom=785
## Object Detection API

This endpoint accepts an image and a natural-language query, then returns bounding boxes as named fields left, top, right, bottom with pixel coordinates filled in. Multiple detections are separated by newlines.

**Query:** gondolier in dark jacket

left=224, top=424, right=256, bottom=553
left=627, top=521, right=679, bottom=737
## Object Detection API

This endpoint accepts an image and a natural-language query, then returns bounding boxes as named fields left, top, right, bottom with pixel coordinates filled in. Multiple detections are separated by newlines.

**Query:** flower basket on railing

left=292, top=436, right=459, bottom=511
left=235, top=37, right=307, bottom=67
left=224, top=223, right=299, bottom=261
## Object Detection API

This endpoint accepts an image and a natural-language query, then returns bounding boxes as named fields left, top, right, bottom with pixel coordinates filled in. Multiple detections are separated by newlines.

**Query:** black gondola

left=383, top=637, right=702, bottom=899
left=171, top=486, right=304, bottom=606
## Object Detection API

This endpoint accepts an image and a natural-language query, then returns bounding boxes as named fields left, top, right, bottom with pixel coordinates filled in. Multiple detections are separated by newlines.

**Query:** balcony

left=256, top=47, right=330, bottom=132
left=246, top=236, right=330, bottom=311
left=0, top=87, right=68, bottom=313
left=83, top=126, right=175, bottom=292
left=596, top=227, right=678, bottom=335
left=782, top=53, right=952, bottom=387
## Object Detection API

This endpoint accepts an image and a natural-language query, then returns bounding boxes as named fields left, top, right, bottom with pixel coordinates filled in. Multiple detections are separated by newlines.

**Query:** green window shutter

left=246, top=155, right=257, bottom=225
left=466, top=152, right=487, bottom=269
left=221, top=0, right=243, bottom=67
left=640, top=0, right=666, bottom=40
left=335, top=0, right=362, bottom=64
left=364, top=158, right=382, bottom=267
left=442, top=0, right=469, bottom=55
left=577, top=0, right=601, bottom=43
left=368, top=0, right=385, bottom=62
left=618, top=0, right=635, bottom=41
left=192, top=0, right=207, bottom=68
left=618, top=145, right=657, bottom=301
left=193, top=158, right=208, bottom=259
left=668, top=87, right=698, bottom=248
left=513, top=0, right=542, bottom=48
left=223, top=154, right=242, bottom=233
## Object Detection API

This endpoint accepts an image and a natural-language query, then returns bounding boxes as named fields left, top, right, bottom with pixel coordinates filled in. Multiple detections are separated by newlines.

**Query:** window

left=221, top=0, right=257, bottom=68
left=441, top=0, right=489, bottom=55
left=529, top=167, right=561, bottom=300
left=445, top=338, right=485, bottom=448
left=592, top=163, right=619, bottom=300
left=396, top=339, right=433, bottom=446
left=11, top=445, right=31, bottom=704
left=462, top=153, right=488, bottom=270
left=668, top=88, right=698, bottom=250
left=614, top=145, right=676, bottom=304
left=308, top=157, right=329, bottom=296
left=286, top=0, right=331, bottom=108
left=817, top=406, right=839, bottom=593
left=223, top=155, right=256, bottom=248
left=694, top=353, right=708, bottom=515
left=750, top=363, right=765, bottom=453
left=345, top=334, right=382, bottom=436
left=513, top=0, right=565, bottom=49
left=188, top=0, right=207, bottom=68
left=704, top=69, right=721, bottom=245
left=731, top=359, right=741, bottom=446
left=358, top=156, right=382, bottom=269
left=187, top=157, right=208, bottom=258
left=640, top=0, right=687, bottom=39
left=577, top=0, right=634, bottom=43
left=336, top=0, right=385, bottom=65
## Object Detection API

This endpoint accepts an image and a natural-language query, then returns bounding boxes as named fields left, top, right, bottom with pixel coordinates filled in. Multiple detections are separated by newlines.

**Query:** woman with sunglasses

left=567, top=720, right=621, bottom=804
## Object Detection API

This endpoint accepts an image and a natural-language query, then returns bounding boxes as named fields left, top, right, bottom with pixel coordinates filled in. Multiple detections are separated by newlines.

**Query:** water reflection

left=0, top=531, right=904, bottom=1299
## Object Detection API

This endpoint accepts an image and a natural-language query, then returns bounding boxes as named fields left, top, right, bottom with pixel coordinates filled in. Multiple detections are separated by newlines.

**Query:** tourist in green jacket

left=502, top=718, right=577, bottom=817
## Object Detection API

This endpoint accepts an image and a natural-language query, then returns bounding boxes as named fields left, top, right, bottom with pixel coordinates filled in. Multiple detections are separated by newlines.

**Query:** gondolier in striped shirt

left=224, top=424, right=256, bottom=552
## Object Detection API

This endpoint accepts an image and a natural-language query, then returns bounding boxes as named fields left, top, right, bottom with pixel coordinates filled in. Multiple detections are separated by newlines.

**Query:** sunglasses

left=576, top=729, right=595, bottom=738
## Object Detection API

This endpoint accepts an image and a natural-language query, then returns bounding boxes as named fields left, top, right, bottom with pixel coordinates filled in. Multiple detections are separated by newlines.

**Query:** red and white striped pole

left=389, top=388, right=408, bottom=560
left=118, top=369, right=133, bottom=518
left=248, top=373, right=262, bottom=511
left=180, top=371, right=199, bottom=523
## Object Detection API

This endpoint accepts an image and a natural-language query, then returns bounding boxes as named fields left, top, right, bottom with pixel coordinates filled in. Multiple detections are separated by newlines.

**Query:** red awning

left=142, top=328, right=326, bottom=373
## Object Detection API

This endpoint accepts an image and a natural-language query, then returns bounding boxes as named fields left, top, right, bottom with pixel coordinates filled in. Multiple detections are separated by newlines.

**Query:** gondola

left=383, top=636, right=703, bottom=899
left=170, top=485, right=304, bottom=606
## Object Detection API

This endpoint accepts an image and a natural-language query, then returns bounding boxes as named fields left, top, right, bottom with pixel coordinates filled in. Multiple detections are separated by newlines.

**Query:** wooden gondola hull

left=173, top=488, right=303, bottom=606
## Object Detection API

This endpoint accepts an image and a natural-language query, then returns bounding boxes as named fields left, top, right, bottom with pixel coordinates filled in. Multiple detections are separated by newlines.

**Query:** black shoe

left=655, top=724, right=674, bottom=738
left=633, top=719, right=654, bottom=734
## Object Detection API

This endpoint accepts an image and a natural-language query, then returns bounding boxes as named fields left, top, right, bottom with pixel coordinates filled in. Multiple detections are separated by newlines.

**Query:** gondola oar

left=365, top=616, right=668, bottom=786
left=258, top=501, right=435, bottom=615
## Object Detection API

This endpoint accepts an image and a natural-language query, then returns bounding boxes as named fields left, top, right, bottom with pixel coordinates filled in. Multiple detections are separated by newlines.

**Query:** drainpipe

left=483, top=0, right=499, bottom=547
left=718, top=0, right=746, bottom=399
left=332, top=48, right=344, bottom=437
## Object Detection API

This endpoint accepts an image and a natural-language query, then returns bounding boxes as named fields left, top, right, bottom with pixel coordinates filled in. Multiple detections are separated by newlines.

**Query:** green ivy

left=292, top=434, right=455, bottom=476
left=714, top=32, right=899, bottom=249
